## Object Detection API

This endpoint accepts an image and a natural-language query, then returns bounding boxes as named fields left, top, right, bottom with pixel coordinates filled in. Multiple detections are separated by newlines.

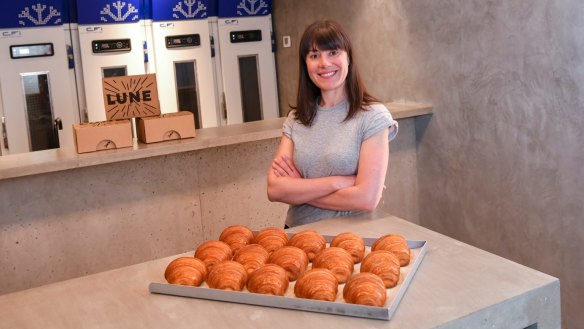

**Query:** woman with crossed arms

left=268, top=20, right=398, bottom=228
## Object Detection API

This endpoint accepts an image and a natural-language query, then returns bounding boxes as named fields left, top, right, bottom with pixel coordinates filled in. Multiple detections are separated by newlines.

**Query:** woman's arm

left=307, top=127, right=390, bottom=211
left=267, top=135, right=355, bottom=205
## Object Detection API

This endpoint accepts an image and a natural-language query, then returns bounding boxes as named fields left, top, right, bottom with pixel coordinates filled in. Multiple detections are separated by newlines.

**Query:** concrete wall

left=272, top=1, right=583, bottom=328
left=0, top=140, right=286, bottom=294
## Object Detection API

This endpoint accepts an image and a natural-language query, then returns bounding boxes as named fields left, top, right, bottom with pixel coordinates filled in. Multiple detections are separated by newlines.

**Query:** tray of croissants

left=149, top=225, right=427, bottom=320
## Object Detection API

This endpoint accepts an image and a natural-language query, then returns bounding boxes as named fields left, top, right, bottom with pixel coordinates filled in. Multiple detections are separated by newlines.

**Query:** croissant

left=206, top=260, right=248, bottom=291
left=360, top=250, right=401, bottom=288
left=164, top=257, right=207, bottom=286
left=330, top=232, right=366, bottom=263
left=371, top=234, right=411, bottom=266
left=294, top=268, right=338, bottom=301
left=219, top=225, right=254, bottom=254
left=253, top=227, right=289, bottom=253
left=287, top=230, right=326, bottom=262
left=343, top=272, right=387, bottom=307
left=247, top=264, right=289, bottom=296
left=312, top=247, right=354, bottom=284
left=233, top=244, right=270, bottom=274
left=267, top=246, right=309, bottom=281
left=194, top=240, right=233, bottom=271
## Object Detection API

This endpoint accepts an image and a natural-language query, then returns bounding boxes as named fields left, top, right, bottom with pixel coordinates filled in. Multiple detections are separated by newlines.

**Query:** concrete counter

left=0, top=213, right=560, bottom=329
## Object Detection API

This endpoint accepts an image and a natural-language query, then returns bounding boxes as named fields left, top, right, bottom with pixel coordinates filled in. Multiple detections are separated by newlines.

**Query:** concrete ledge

left=0, top=102, right=432, bottom=180
left=386, top=101, right=433, bottom=120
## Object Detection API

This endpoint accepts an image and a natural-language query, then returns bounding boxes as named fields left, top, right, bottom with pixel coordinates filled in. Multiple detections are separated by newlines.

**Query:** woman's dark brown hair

left=291, top=20, right=379, bottom=126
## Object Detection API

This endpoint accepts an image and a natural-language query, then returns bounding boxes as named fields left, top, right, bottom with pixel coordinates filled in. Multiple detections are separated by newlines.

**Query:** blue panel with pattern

left=151, top=0, right=210, bottom=22
left=218, top=0, right=271, bottom=18
left=77, top=0, right=142, bottom=25
left=0, top=0, right=65, bottom=29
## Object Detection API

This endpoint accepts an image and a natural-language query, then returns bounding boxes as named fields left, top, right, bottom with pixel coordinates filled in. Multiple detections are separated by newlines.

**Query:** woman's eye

left=329, top=50, right=339, bottom=56
left=308, top=53, right=319, bottom=60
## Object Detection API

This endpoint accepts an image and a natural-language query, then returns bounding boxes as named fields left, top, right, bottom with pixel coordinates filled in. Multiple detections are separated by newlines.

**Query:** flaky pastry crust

left=287, top=230, right=326, bottom=262
left=247, top=264, right=289, bottom=296
left=164, top=257, right=207, bottom=286
left=219, top=225, right=254, bottom=254
left=207, top=260, right=248, bottom=291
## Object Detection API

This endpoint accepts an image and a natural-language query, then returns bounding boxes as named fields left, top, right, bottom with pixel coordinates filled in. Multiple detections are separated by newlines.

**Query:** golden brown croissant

left=371, top=234, right=411, bottom=266
left=247, top=264, right=289, bottom=296
left=287, top=230, right=326, bottom=262
left=343, top=272, right=387, bottom=307
left=267, top=246, right=308, bottom=281
left=219, top=225, right=254, bottom=254
left=194, top=240, right=233, bottom=271
left=233, top=244, right=270, bottom=274
left=164, top=257, right=207, bottom=286
left=312, top=247, right=354, bottom=284
left=206, top=260, right=248, bottom=291
left=330, top=232, right=366, bottom=263
left=294, top=268, right=338, bottom=301
left=360, top=250, right=401, bottom=288
left=253, top=227, right=289, bottom=253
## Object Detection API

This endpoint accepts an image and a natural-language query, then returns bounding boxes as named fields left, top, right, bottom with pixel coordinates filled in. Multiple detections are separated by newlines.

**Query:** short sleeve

left=362, top=104, right=399, bottom=142
left=282, top=110, right=296, bottom=139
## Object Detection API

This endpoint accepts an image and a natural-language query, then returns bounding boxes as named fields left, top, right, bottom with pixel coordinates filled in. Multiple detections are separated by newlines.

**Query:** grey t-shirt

left=282, top=100, right=398, bottom=227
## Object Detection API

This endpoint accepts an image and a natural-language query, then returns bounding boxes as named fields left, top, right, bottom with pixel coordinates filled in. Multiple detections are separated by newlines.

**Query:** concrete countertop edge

left=0, top=102, right=433, bottom=180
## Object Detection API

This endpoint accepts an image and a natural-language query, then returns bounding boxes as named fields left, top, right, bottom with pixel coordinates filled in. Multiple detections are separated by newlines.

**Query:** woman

left=267, top=20, right=398, bottom=227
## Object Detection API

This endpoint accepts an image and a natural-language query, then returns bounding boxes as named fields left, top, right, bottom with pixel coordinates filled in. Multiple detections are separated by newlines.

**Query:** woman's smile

left=319, top=70, right=337, bottom=78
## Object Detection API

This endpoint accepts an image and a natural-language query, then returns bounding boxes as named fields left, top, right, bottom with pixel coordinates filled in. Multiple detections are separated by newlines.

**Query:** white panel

left=143, top=19, right=156, bottom=74
left=64, top=23, right=82, bottom=124
left=209, top=17, right=226, bottom=126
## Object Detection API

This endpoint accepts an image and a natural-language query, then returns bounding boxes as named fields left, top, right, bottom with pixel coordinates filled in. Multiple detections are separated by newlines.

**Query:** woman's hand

left=272, top=155, right=302, bottom=178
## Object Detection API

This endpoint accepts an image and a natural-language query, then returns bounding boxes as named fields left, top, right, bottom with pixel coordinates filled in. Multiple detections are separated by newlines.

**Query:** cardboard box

left=73, top=120, right=133, bottom=153
left=102, top=74, right=161, bottom=121
left=136, top=111, right=196, bottom=144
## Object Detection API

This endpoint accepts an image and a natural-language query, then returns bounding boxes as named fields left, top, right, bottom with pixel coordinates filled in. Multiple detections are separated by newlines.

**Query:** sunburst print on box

left=102, top=74, right=161, bottom=121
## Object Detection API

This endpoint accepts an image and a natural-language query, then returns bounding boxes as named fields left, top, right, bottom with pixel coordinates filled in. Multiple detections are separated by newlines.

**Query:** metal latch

left=222, top=92, right=227, bottom=120
left=1, top=116, right=8, bottom=150
left=54, top=117, right=63, bottom=130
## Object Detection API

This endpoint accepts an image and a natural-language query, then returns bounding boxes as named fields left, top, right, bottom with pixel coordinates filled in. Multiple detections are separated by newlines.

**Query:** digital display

left=10, top=43, right=54, bottom=59
left=92, top=39, right=131, bottom=53
left=230, top=30, right=262, bottom=43
left=166, top=34, right=200, bottom=48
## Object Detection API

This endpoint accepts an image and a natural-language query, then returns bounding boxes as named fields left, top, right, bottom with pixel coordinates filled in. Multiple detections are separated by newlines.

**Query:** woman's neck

left=319, top=90, right=347, bottom=108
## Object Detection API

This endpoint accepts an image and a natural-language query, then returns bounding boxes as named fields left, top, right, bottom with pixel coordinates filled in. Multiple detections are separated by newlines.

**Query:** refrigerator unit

left=215, top=0, right=278, bottom=124
left=0, top=0, right=80, bottom=154
left=76, top=0, right=147, bottom=122
left=150, top=0, right=219, bottom=129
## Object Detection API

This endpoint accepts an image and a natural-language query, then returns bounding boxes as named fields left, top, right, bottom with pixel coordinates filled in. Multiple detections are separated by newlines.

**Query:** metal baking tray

left=149, top=236, right=427, bottom=320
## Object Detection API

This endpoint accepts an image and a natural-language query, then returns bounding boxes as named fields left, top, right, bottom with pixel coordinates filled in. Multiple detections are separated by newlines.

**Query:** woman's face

left=305, top=47, right=349, bottom=95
